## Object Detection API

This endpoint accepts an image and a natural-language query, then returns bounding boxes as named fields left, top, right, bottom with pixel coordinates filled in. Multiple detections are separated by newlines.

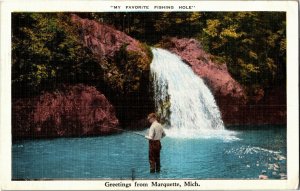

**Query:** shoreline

left=12, top=124, right=286, bottom=142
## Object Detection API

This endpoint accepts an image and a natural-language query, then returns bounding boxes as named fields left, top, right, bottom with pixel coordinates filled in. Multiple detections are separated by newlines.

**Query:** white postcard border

left=0, top=1, right=299, bottom=190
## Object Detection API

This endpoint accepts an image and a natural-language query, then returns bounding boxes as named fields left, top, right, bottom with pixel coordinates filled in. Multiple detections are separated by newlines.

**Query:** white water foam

left=150, top=48, right=238, bottom=140
left=225, top=145, right=287, bottom=178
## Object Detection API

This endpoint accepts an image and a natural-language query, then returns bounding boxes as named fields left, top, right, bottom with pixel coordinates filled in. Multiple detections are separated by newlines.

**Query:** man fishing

left=145, top=113, right=166, bottom=173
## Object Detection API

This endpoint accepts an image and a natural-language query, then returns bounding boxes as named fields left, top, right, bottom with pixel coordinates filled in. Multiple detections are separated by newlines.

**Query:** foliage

left=199, top=12, right=286, bottom=88
left=82, top=12, right=203, bottom=44
left=85, top=12, right=286, bottom=89
left=88, top=12, right=286, bottom=91
left=12, top=13, right=99, bottom=97
left=12, top=12, right=286, bottom=98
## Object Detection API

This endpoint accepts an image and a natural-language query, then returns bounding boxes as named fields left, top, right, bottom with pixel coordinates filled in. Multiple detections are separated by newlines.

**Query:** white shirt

left=146, top=121, right=166, bottom=140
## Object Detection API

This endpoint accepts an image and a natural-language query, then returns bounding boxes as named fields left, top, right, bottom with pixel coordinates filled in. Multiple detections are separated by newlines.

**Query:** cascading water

left=150, top=48, right=236, bottom=139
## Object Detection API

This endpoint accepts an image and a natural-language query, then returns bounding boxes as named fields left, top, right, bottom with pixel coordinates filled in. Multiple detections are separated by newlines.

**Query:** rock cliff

left=159, top=37, right=286, bottom=125
left=70, top=14, right=154, bottom=128
left=12, top=84, right=119, bottom=139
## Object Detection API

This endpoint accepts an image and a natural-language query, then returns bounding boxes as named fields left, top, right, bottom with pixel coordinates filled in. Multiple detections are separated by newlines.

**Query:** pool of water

left=12, top=126, right=286, bottom=180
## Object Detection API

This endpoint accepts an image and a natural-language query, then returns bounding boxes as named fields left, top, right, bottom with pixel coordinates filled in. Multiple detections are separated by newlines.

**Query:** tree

left=200, top=12, right=286, bottom=90
left=12, top=12, right=286, bottom=98
left=12, top=13, right=100, bottom=97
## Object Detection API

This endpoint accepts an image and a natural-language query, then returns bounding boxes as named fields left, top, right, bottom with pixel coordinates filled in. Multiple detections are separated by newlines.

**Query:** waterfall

left=150, top=48, right=236, bottom=139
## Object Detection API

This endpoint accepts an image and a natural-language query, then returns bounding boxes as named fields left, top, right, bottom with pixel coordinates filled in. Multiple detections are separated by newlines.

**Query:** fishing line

left=109, top=127, right=145, bottom=137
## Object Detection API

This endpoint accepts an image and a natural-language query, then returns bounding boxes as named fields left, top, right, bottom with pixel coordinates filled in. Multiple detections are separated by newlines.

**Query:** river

left=12, top=125, right=286, bottom=179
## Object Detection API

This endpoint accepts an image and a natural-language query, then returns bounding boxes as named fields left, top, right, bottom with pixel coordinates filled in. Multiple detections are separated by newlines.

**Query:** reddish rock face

left=12, top=84, right=119, bottom=139
left=70, top=14, right=148, bottom=59
left=159, top=38, right=245, bottom=99
left=159, top=37, right=286, bottom=125
left=70, top=14, right=154, bottom=127
left=159, top=38, right=246, bottom=123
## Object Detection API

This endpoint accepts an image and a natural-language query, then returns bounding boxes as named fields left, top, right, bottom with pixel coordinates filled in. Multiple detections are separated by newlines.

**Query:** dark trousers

left=149, top=140, right=161, bottom=173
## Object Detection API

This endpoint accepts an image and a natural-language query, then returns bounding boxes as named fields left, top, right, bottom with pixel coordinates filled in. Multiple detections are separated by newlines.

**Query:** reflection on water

left=12, top=126, right=286, bottom=179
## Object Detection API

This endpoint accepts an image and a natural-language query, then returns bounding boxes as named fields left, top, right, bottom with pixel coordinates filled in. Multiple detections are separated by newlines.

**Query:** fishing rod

left=109, top=126, right=145, bottom=138
left=79, top=126, right=145, bottom=138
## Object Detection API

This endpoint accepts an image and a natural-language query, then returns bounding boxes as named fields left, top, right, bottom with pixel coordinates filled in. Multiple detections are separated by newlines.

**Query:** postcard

left=0, top=0, right=299, bottom=190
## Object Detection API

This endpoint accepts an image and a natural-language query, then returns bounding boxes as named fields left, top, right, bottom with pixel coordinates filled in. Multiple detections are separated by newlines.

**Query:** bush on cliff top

left=111, top=43, right=153, bottom=94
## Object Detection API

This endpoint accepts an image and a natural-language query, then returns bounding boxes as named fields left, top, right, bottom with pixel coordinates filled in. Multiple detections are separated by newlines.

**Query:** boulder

left=12, top=84, right=119, bottom=139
